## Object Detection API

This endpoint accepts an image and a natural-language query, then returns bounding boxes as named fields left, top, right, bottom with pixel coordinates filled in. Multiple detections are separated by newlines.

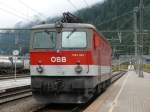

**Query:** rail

left=0, top=74, right=30, bottom=80
left=0, top=85, right=32, bottom=104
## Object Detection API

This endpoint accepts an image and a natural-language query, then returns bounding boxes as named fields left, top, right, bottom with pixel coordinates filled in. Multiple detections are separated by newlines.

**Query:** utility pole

left=139, top=0, right=144, bottom=77
left=133, top=7, right=138, bottom=74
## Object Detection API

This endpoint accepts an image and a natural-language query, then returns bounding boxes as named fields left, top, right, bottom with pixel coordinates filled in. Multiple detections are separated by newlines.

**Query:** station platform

left=0, top=77, right=30, bottom=93
left=84, top=71, right=150, bottom=112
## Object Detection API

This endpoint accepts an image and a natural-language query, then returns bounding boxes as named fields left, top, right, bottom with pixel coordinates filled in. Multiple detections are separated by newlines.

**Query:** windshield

left=62, top=31, right=87, bottom=48
left=33, top=31, right=56, bottom=49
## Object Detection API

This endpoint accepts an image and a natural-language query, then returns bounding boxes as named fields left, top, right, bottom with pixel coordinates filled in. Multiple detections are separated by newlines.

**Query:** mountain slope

left=1, top=0, right=150, bottom=55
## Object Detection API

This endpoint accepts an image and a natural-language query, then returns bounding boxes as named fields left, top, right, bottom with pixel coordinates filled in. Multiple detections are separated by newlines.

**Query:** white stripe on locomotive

left=30, top=65, right=111, bottom=76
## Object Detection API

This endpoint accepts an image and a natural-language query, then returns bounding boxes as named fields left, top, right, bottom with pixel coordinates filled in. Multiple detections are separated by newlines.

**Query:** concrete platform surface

left=84, top=71, right=150, bottom=112
left=0, top=78, right=30, bottom=92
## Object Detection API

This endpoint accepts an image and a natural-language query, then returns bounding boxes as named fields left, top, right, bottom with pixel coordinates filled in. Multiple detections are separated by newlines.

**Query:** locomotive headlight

left=75, top=60, right=83, bottom=74
left=36, top=65, right=44, bottom=73
left=75, top=65, right=83, bottom=74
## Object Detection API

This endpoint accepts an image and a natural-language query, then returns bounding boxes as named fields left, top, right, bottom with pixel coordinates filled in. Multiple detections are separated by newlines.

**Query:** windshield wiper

left=66, top=28, right=76, bottom=39
left=44, top=30, right=50, bottom=34
left=44, top=30, right=55, bottom=44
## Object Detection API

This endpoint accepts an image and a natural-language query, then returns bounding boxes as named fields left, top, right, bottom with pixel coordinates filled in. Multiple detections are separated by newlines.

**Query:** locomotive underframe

left=31, top=76, right=110, bottom=103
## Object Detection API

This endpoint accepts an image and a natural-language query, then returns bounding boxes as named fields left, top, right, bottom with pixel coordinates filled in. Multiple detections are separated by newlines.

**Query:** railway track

left=111, top=71, right=126, bottom=83
left=0, top=85, right=32, bottom=104
left=0, top=74, right=30, bottom=80
left=31, top=72, right=126, bottom=112
left=32, top=104, right=80, bottom=112
left=32, top=98, right=98, bottom=112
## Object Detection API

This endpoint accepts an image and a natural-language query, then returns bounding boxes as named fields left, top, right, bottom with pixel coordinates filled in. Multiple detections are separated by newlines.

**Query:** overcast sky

left=0, top=0, right=103, bottom=28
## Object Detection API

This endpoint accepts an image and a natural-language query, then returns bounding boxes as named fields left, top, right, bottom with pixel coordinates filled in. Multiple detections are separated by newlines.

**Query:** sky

left=0, top=0, right=103, bottom=28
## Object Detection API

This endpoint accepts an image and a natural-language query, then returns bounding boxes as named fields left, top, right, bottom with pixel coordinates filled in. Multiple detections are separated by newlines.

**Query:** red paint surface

left=91, top=31, right=112, bottom=66
left=30, top=51, right=93, bottom=65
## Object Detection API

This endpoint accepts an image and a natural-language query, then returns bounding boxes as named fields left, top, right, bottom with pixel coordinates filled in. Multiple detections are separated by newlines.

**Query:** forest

left=0, top=0, right=150, bottom=55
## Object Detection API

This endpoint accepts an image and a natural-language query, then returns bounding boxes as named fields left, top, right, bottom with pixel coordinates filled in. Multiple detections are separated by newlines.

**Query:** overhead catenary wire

left=143, top=8, right=150, bottom=16
left=82, top=0, right=89, bottom=7
left=97, top=10, right=133, bottom=27
left=118, top=17, right=133, bottom=29
left=0, top=7, right=32, bottom=22
left=67, top=0, right=78, bottom=11
left=0, top=1, right=32, bottom=21
left=18, top=0, right=47, bottom=20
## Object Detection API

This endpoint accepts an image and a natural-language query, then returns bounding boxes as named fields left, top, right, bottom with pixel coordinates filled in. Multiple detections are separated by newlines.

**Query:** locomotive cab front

left=30, top=23, right=111, bottom=104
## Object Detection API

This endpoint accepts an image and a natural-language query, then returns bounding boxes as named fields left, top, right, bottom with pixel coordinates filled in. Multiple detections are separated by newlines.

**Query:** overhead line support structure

left=139, top=0, right=144, bottom=77
left=133, top=7, right=139, bottom=75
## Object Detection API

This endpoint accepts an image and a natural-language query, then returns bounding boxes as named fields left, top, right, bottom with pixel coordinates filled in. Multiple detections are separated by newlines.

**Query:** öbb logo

left=50, top=57, right=67, bottom=63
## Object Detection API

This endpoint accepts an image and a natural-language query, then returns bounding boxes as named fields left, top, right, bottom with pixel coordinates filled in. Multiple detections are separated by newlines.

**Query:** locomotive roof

left=32, top=23, right=96, bottom=30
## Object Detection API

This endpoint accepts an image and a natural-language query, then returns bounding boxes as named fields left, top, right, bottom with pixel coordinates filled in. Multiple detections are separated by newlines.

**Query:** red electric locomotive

left=30, top=14, right=112, bottom=104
